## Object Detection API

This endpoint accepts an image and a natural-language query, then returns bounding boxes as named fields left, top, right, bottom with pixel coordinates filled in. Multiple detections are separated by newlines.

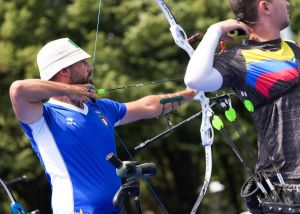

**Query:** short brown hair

left=229, top=0, right=260, bottom=24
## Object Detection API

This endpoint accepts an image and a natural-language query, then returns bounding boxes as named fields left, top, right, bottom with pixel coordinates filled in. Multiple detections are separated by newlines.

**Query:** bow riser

left=154, top=0, right=214, bottom=213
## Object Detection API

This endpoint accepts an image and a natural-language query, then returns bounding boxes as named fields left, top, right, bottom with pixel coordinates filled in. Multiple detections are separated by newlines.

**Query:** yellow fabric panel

left=242, top=41, right=294, bottom=63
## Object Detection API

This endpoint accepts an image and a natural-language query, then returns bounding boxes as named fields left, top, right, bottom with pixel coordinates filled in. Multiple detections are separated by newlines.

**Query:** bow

left=93, top=1, right=214, bottom=212
left=153, top=0, right=214, bottom=213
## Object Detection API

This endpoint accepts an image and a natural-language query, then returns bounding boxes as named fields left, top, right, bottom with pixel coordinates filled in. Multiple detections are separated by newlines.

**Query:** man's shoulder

left=284, top=40, right=300, bottom=61
left=284, top=40, right=299, bottom=45
left=95, top=98, right=124, bottom=107
left=284, top=40, right=300, bottom=50
left=216, top=43, right=246, bottom=59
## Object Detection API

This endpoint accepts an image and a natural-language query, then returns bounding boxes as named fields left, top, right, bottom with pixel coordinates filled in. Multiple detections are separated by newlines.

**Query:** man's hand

left=185, top=88, right=198, bottom=102
left=66, top=83, right=98, bottom=103
left=216, top=19, right=253, bottom=42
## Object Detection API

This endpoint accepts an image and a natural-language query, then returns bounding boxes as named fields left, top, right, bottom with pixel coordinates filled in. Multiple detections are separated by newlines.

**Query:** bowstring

left=93, top=0, right=102, bottom=65
left=93, top=1, right=168, bottom=212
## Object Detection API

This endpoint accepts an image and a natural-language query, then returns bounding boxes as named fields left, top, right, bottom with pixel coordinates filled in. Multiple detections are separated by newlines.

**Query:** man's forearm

left=156, top=89, right=197, bottom=113
left=9, top=79, right=97, bottom=124
left=120, top=89, right=197, bottom=125
left=139, top=89, right=197, bottom=119
left=10, top=79, right=73, bottom=103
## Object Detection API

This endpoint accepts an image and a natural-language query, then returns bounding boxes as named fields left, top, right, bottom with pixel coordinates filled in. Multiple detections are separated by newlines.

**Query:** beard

left=70, top=72, right=92, bottom=84
left=88, top=79, right=94, bottom=86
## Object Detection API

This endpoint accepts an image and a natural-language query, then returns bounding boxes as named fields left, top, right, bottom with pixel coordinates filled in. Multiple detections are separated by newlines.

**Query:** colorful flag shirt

left=214, top=39, right=300, bottom=179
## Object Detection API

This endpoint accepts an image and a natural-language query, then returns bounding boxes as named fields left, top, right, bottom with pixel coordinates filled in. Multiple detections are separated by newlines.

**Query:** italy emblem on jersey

left=242, top=42, right=299, bottom=98
left=95, top=110, right=109, bottom=126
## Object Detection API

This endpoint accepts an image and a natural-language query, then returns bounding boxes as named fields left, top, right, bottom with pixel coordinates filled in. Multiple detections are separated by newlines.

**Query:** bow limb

left=191, top=92, right=214, bottom=213
left=154, top=0, right=214, bottom=213
left=191, top=146, right=212, bottom=213
left=155, top=0, right=194, bottom=57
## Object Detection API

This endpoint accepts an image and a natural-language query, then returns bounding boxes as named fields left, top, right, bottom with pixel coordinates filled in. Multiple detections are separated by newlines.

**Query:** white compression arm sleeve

left=184, top=24, right=224, bottom=91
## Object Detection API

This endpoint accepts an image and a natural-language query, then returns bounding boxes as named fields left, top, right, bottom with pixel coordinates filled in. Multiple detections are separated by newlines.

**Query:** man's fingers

left=234, top=19, right=253, bottom=35
left=87, top=91, right=98, bottom=100
left=68, top=85, right=98, bottom=102
left=238, top=22, right=253, bottom=35
left=82, top=90, right=97, bottom=100
left=218, top=19, right=253, bottom=36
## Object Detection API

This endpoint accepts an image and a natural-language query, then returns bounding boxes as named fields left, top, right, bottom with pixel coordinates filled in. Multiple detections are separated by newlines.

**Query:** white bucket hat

left=37, top=38, right=91, bottom=80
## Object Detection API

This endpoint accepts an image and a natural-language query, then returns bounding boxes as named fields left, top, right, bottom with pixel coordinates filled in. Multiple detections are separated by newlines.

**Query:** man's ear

left=258, top=0, right=272, bottom=16
left=51, top=68, right=69, bottom=82
left=61, top=68, right=70, bottom=76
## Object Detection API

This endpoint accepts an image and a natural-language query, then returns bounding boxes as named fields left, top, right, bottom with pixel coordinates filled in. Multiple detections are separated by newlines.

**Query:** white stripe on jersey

left=29, top=117, right=74, bottom=213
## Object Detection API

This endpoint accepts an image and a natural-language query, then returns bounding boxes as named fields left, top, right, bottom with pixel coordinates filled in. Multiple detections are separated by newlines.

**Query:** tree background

left=0, top=0, right=299, bottom=213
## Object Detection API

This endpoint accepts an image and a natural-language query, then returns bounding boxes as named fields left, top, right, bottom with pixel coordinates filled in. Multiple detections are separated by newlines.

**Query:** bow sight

left=106, top=153, right=157, bottom=214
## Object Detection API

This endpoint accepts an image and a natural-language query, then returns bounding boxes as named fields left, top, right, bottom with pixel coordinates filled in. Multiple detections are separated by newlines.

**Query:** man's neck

left=249, top=23, right=281, bottom=42
left=52, top=96, right=84, bottom=109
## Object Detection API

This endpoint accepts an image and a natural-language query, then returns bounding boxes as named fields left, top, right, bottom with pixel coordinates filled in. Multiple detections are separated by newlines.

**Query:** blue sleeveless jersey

left=20, top=99, right=126, bottom=214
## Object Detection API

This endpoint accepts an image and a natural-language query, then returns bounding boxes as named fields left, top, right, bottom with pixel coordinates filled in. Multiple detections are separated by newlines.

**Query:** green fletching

left=225, top=107, right=236, bottom=122
left=212, top=115, right=224, bottom=131
left=244, top=100, right=254, bottom=112
left=97, top=89, right=106, bottom=95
